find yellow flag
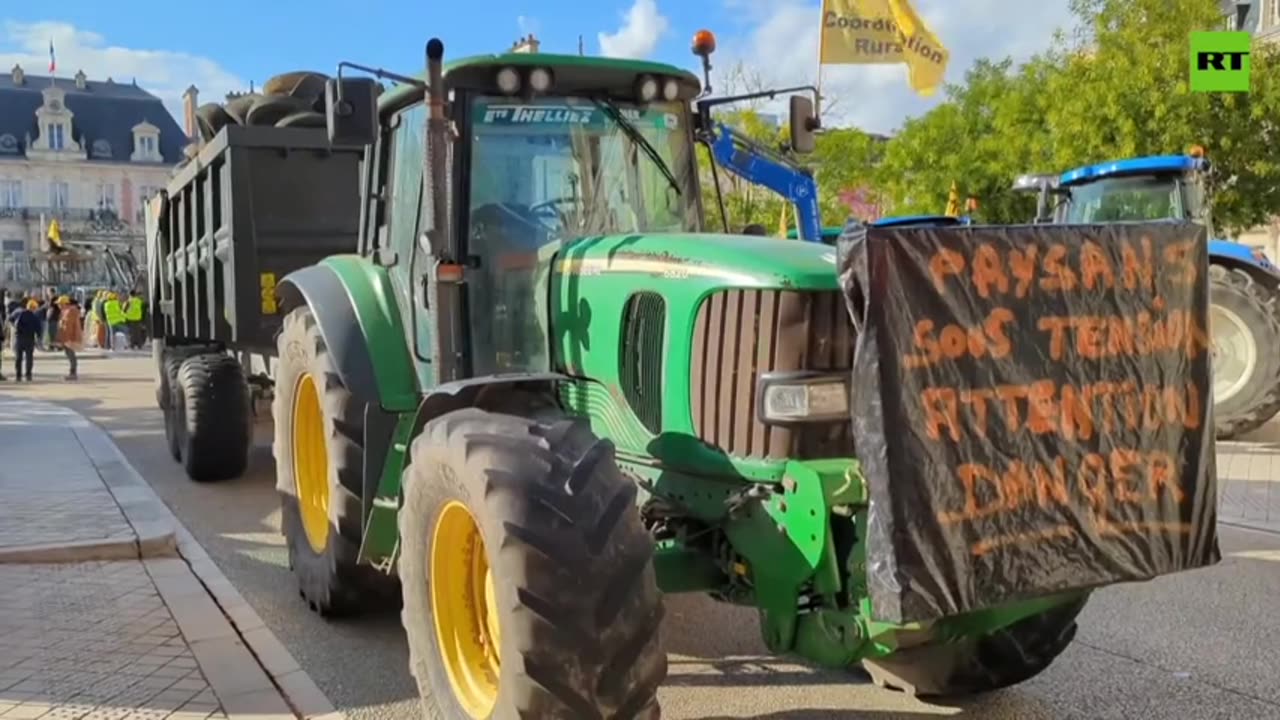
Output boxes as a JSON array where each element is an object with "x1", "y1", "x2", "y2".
[
  {"x1": 778, "y1": 202, "x2": 790, "y2": 238},
  {"x1": 819, "y1": 0, "x2": 950, "y2": 97},
  {"x1": 945, "y1": 181, "x2": 961, "y2": 217},
  {"x1": 47, "y1": 218, "x2": 64, "y2": 250}
]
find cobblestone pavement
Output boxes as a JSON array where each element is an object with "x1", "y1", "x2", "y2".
[
  {"x1": 0, "y1": 561, "x2": 227, "y2": 720},
  {"x1": 0, "y1": 424, "x2": 133, "y2": 551},
  {"x1": 1216, "y1": 442, "x2": 1280, "y2": 531}
]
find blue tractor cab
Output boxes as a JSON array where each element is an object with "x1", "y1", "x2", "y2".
[{"x1": 1014, "y1": 153, "x2": 1280, "y2": 439}]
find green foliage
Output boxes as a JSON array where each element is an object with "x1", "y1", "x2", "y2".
[{"x1": 859, "y1": 0, "x2": 1280, "y2": 234}]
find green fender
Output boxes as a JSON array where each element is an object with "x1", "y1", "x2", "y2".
[{"x1": 276, "y1": 255, "x2": 418, "y2": 411}]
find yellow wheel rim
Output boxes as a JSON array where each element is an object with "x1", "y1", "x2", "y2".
[
  {"x1": 291, "y1": 373, "x2": 330, "y2": 554},
  {"x1": 431, "y1": 501, "x2": 501, "y2": 719}
]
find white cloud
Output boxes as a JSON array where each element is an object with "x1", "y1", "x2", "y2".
[
  {"x1": 0, "y1": 20, "x2": 244, "y2": 125},
  {"x1": 598, "y1": 0, "x2": 671, "y2": 59},
  {"x1": 716, "y1": 0, "x2": 1077, "y2": 134}
]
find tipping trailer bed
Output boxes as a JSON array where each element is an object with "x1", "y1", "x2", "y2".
[{"x1": 147, "y1": 125, "x2": 364, "y2": 354}]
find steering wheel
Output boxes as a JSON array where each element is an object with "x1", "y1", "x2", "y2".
[{"x1": 529, "y1": 197, "x2": 579, "y2": 217}]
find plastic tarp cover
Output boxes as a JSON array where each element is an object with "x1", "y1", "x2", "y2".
[{"x1": 836, "y1": 220, "x2": 1221, "y2": 624}]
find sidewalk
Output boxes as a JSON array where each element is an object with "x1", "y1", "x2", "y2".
[
  {"x1": 0, "y1": 397, "x2": 339, "y2": 720},
  {"x1": 1217, "y1": 440, "x2": 1280, "y2": 534}
]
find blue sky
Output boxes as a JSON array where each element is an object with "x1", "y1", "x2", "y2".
[{"x1": 0, "y1": 0, "x2": 1077, "y2": 134}]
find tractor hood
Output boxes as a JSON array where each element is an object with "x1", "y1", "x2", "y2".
[{"x1": 554, "y1": 232, "x2": 839, "y2": 291}]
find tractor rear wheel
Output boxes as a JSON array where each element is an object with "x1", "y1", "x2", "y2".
[
  {"x1": 399, "y1": 408, "x2": 666, "y2": 720},
  {"x1": 1209, "y1": 264, "x2": 1280, "y2": 439},
  {"x1": 274, "y1": 306, "x2": 389, "y2": 616},
  {"x1": 175, "y1": 352, "x2": 251, "y2": 481},
  {"x1": 862, "y1": 597, "x2": 1087, "y2": 698}
]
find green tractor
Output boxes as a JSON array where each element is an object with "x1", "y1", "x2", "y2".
[{"x1": 151, "y1": 37, "x2": 1123, "y2": 718}]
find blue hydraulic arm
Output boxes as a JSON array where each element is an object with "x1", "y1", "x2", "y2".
[{"x1": 704, "y1": 120, "x2": 824, "y2": 243}]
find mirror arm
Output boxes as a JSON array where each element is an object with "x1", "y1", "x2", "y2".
[{"x1": 337, "y1": 61, "x2": 427, "y2": 93}]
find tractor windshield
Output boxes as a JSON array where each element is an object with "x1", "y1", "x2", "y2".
[
  {"x1": 467, "y1": 96, "x2": 698, "y2": 255},
  {"x1": 1061, "y1": 174, "x2": 1187, "y2": 223}
]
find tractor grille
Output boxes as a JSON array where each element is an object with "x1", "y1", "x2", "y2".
[{"x1": 690, "y1": 289, "x2": 856, "y2": 460}]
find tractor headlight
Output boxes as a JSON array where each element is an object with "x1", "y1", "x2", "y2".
[
  {"x1": 758, "y1": 372, "x2": 850, "y2": 424},
  {"x1": 662, "y1": 77, "x2": 680, "y2": 101},
  {"x1": 496, "y1": 67, "x2": 521, "y2": 95},
  {"x1": 528, "y1": 67, "x2": 553, "y2": 93},
  {"x1": 636, "y1": 74, "x2": 659, "y2": 103}
]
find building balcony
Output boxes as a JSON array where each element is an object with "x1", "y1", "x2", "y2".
[{"x1": 0, "y1": 206, "x2": 135, "y2": 223}]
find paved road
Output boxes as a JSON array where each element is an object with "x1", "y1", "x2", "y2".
[{"x1": 6, "y1": 356, "x2": 1280, "y2": 719}]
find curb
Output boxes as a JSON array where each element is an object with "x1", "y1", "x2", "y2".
[
  {"x1": 0, "y1": 532, "x2": 176, "y2": 563},
  {"x1": 52, "y1": 404, "x2": 342, "y2": 720},
  {"x1": 1220, "y1": 518, "x2": 1280, "y2": 536}
]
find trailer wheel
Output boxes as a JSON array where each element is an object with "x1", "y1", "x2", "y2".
[
  {"x1": 399, "y1": 409, "x2": 666, "y2": 720},
  {"x1": 274, "y1": 306, "x2": 385, "y2": 616},
  {"x1": 862, "y1": 597, "x2": 1086, "y2": 698},
  {"x1": 175, "y1": 353, "x2": 251, "y2": 482},
  {"x1": 1209, "y1": 264, "x2": 1280, "y2": 439},
  {"x1": 164, "y1": 356, "x2": 185, "y2": 461}
]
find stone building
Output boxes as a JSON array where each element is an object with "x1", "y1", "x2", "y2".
[{"x1": 0, "y1": 65, "x2": 185, "y2": 289}]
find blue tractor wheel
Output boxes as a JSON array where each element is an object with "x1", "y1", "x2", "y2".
[{"x1": 1209, "y1": 263, "x2": 1280, "y2": 439}]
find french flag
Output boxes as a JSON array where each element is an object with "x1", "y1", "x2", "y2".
[{"x1": 48, "y1": 40, "x2": 55, "y2": 73}]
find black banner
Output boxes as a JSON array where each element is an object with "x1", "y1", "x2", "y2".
[{"x1": 836, "y1": 221, "x2": 1220, "y2": 624}]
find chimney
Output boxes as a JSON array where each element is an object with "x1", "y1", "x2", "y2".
[
  {"x1": 182, "y1": 85, "x2": 199, "y2": 141},
  {"x1": 512, "y1": 34, "x2": 540, "y2": 54},
  {"x1": 74, "y1": 70, "x2": 86, "y2": 90},
  {"x1": 11, "y1": 64, "x2": 23, "y2": 86}
]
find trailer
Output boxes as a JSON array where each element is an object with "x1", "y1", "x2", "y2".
[{"x1": 146, "y1": 124, "x2": 365, "y2": 481}]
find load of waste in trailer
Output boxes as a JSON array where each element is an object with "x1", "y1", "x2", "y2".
[{"x1": 835, "y1": 220, "x2": 1221, "y2": 624}]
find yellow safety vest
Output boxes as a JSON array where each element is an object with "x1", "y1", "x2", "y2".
[
  {"x1": 104, "y1": 299, "x2": 126, "y2": 325},
  {"x1": 124, "y1": 298, "x2": 144, "y2": 321}
]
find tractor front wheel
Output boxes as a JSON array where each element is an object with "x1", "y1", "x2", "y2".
[
  {"x1": 862, "y1": 597, "x2": 1087, "y2": 698},
  {"x1": 399, "y1": 408, "x2": 666, "y2": 720},
  {"x1": 1209, "y1": 264, "x2": 1280, "y2": 439},
  {"x1": 274, "y1": 306, "x2": 390, "y2": 616}
]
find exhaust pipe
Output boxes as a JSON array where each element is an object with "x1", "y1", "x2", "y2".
[{"x1": 425, "y1": 38, "x2": 451, "y2": 259}]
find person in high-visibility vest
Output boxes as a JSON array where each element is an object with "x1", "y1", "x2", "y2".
[
  {"x1": 102, "y1": 292, "x2": 126, "y2": 351},
  {"x1": 124, "y1": 294, "x2": 145, "y2": 349}
]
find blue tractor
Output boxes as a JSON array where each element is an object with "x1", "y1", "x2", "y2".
[{"x1": 1014, "y1": 153, "x2": 1280, "y2": 439}]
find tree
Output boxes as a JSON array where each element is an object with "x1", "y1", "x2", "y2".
[{"x1": 866, "y1": 0, "x2": 1280, "y2": 232}]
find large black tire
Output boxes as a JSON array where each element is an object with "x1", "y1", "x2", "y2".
[
  {"x1": 1209, "y1": 264, "x2": 1280, "y2": 439},
  {"x1": 175, "y1": 352, "x2": 251, "y2": 482},
  {"x1": 156, "y1": 343, "x2": 211, "y2": 409},
  {"x1": 164, "y1": 355, "x2": 185, "y2": 461},
  {"x1": 399, "y1": 409, "x2": 666, "y2": 720},
  {"x1": 862, "y1": 597, "x2": 1086, "y2": 698},
  {"x1": 153, "y1": 340, "x2": 167, "y2": 409},
  {"x1": 274, "y1": 306, "x2": 386, "y2": 616}
]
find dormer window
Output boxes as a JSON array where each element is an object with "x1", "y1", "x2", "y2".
[
  {"x1": 47, "y1": 123, "x2": 65, "y2": 150},
  {"x1": 131, "y1": 121, "x2": 162, "y2": 162},
  {"x1": 32, "y1": 86, "x2": 79, "y2": 156}
]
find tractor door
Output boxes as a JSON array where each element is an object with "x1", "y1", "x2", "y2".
[{"x1": 379, "y1": 102, "x2": 438, "y2": 389}]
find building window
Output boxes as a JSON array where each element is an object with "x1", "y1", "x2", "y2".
[
  {"x1": 50, "y1": 181, "x2": 69, "y2": 209},
  {"x1": 1, "y1": 240, "x2": 23, "y2": 252},
  {"x1": 97, "y1": 183, "x2": 116, "y2": 211},
  {"x1": 0, "y1": 180, "x2": 20, "y2": 208},
  {"x1": 47, "y1": 123, "x2": 65, "y2": 151},
  {"x1": 1223, "y1": 11, "x2": 1237, "y2": 30},
  {"x1": 138, "y1": 136, "x2": 156, "y2": 156}
]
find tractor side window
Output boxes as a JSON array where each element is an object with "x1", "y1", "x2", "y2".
[{"x1": 387, "y1": 104, "x2": 427, "y2": 262}]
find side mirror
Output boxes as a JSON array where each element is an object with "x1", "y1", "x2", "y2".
[
  {"x1": 789, "y1": 95, "x2": 818, "y2": 154},
  {"x1": 325, "y1": 77, "x2": 378, "y2": 146}
]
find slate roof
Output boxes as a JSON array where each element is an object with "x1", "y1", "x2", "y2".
[{"x1": 0, "y1": 72, "x2": 186, "y2": 164}]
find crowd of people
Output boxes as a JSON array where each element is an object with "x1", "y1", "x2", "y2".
[{"x1": 0, "y1": 288, "x2": 147, "y2": 381}]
